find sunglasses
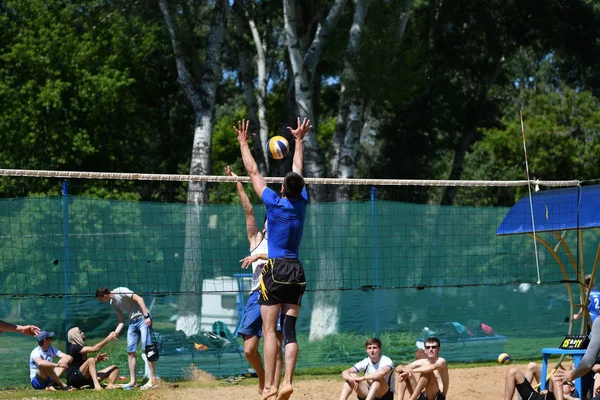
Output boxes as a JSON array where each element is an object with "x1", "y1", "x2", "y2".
[{"x1": 424, "y1": 345, "x2": 438, "y2": 349}]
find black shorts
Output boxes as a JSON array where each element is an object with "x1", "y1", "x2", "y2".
[
  {"x1": 417, "y1": 391, "x2": 446, "y2": 400},
  {"x1": 259, "y1": 258, "x2": 306, "y2": 305},
  {"x1": 515, "y1": 380, "x2": 554, "y2": 400},
  {"x1": 358, "y1": 390, "x2": 394, "y2": 400},
  {"x1": 67, "y1": 369, "x2": 93, "y2": 389}
]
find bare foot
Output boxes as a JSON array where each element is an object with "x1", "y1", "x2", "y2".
[
  {"x1": 275, "y1": 384, "x2": 293, "y2": 400},
  {"x1": 262, "y1": 386, "x2": 278, "y2": 400},
  {"x1": 45, "y1": 386, "x2": 57, "y2": 391},
  {"x1": 106, "y1": 384, "x2": 119, "y2": 390}
]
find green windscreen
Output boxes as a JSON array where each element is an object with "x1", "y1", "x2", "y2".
[{"x1": 0, "y1": 188, "x2": 591, "y2": 387}]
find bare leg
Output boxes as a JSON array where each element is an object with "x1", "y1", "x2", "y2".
[
  {"x1": 504, "y1": 367, "x2": 526, "y2": 400},
  {"x1": 366, "y1": 378, "x2": 390, "y2": 400},
  {"x1": 276, "y1": 304, "x2": 300, "y2": 400},
  {"x1": 37, "y1": 366, "x2": 69, "y2": 390},
  {"x1": 53, "y1": 366, "x2": 66, "y2": 379},
  {"x1": 396, "y1": 366, "x2": 418, "y2": 400},
  {"x1": 79, "y1": 357, "x2": 102, "y2": 390},
  {"x1": 127, "y1": 352, "x2": 137, "y2": 386},
  {"x1": 341, "y1": 373, "x2": 370, "y2": 400},
  {"x1": 275, "y1": 332, "x2": 283, "y2": 391},
  {"x1": 244, "y1": 334, "x2": 265, "y2": 394},
  {"x1": 97, "y1": 366, "x2": 120, "y2": 389},
  {"x1": 525, "y1": 362, "x2": 541, "y2": 385},
  {"x1": 261, "y1": 304, "x2": 281, "y2": 400},
  {"x1": 408, "y1": 373, "x2": 431, "y2": 400},
  {"x1": 339, "y1": 380, "x2": 355, "y2": 400},
  {"x1": 148, "y1": 361, "x2": 158, "y2": 385}
]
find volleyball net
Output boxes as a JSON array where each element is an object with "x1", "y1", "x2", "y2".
[{"x1": 0, "y1": 169, "x2": 590, "y2": 385}]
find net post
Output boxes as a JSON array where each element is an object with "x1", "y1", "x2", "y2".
[{"x1": 61, "y1": 180, "x2": 71, "y2": 339}]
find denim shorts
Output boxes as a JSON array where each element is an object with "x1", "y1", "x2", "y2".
[{"x1": 127, "y1": 315, "x2": 152, "y2": 353}]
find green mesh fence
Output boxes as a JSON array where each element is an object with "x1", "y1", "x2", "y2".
[{"x1": 0, "y1": 189, "x2": 592, "y2": 386}]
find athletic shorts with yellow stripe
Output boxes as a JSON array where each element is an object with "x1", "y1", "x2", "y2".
[{"x1": 259, "y1": 258, "x2": 306, "y2": 305}]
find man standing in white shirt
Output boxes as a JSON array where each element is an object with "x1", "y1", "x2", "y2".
[
  {"x1": 29, "y1": 331, "x2": 73, "y2": 391},
  {"x1": 339, "y1": 337, "x2": 395, "y2": 400},
  {"x1": 95, "y1": 286, "x2": 158, "y2": 390}
]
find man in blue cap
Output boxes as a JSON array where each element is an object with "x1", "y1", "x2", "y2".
[{"x1": 29, "y1": 331, "x2": 74, "y2": 391}]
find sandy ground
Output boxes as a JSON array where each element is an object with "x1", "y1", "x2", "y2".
[{"x1": 141, "y1": 364, "x2": 520, "y2": 400}]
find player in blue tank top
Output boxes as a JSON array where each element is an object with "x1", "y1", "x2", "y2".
[
  {"x1": 235, "y1": 117, "x2": 311, "y2": 400},
  {"x1": 574, "y1": 275, "x2": 600, "y2": 324}
]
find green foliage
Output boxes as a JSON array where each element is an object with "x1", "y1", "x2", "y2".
[
  {"x1": 0, "y1": 0, "x2": 190, "y2": 198},
  {"x1": 462, "y1": 84, "x2": 600, "y2": 205}
]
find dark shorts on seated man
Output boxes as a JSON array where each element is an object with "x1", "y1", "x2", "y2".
[
  {"x1": 516, "y1": 379, "x2": 556, "y2": 400},
  {"x1": 67, "y1": 369, "x2": 94, "y2": 389},
  {"x1": 416, "y1": 391, "x2": 446, "y2": 400},
  {"x1": 31, "y1": 375, "x2": 52, "y2": 390},
  {"x1": 358, "y1": 390, "x2": 394, "y2": 400}
]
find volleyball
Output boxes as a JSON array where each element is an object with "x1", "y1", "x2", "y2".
[
  {"x1": 266, "y1": 136, "x2": 290, "y2": 159},
  {"x1": 498, "y1": 353, "x2": 511, "y2": 364}
]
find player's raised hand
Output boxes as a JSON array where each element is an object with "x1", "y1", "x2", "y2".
[
  {"x1": 287, "y1": 117, "x2": 312, "y2": 141},
  {"x1": 225, "y1": 165, "x2": 237, "y2": 177},
  {"x1": 233, "y1": 120, "x2": 251, "y2": 144}
]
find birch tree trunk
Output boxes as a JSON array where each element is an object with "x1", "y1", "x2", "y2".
[
  {"x1": 159, "y1": 0, "x2": 228, "y2": 336},
  {"x1": 309, "y1": 0, "x2": 369, "y2": 342},
  {"x1": 248, "y1": 10, "x2": 270, "y2": 174},
  {"x1": 283, "y1": 0, "x2": 346, "y2": 198},
  {"x1": 233, "y1": 0, "x2": 268, "y2": 174}
]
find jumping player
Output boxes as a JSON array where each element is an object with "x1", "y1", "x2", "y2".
[{"x1": 235, "y1": 117, "x2": 311, "y2": 400}]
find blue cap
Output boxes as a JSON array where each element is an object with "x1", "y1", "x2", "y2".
[{"x1": 36, "y1": 331, "x2": 55, "y2": 342}]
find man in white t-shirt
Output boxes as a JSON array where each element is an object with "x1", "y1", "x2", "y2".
[
  {"x1": 339, "y1": 337, "x2": 395, "y2": 400},
  {"x1": 226, "y1": 165, "x2": 283, "y2": 395},
  {"x1": 29, "y1": 331, "x2": 73, "y2": 391},
  {"x1": 95, "y1": 286, "x2": 158, "y2": 390}
]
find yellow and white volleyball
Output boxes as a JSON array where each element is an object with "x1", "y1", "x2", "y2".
[
  {"x1": 498, "y1": 353, "x2": 511, "y2": 364},
  {"x1": 266, "y1": 136, "x2": 290, "y2": 159}
]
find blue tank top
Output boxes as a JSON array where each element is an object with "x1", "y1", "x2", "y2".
[
  {"x1": 261, "y1": 186, "x2": 308, "y2": 259},
  {"x1": 589, "y1": 289, "x2": 600, "y2": 322}
]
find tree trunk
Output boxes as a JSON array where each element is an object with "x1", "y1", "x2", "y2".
[
  {"x1": 247, "y1": 8, "x2": 270, "y2": 174},
  {"x1": 283, "y1": 0, "x2": 346, "y2": 201},
  {"x1": 160, "y1": 0, "x2": 228, "y2": 336},
  {"x1": 310, "y1": 0, "x2": 369, "y2": 341},
  {"x1": 233, "y1": 0, "x2": 268, "y2": 174},
  {"x1": 441, "y1": 55, "x2": 503, "y2": 205}
]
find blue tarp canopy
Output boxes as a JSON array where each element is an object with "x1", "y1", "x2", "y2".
[{"x1": 496, "y1": 185, "x2": 600, "y2": 236}]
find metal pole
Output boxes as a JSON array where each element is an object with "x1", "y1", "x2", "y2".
[
  {"x1": 371, "y1": 186, "x2": 380, "y2": 338},
  {"x1": 62, "y1": 181, "x2": 70, "y2": 339}
]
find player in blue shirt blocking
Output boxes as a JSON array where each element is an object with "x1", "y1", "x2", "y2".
[{"x1": 235, "y1": 117, "x2": 311, "y2": 400}]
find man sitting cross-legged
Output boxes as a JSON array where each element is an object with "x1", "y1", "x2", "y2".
[
  {"x1": 339, "y1": 337, "x2": 395, "y2": 400},
  {"x1": 396, "y1": 337, "x2": 449, "y2": 400},
  {"x1": 66, "y1": 327, "x2": 120, "y2": 390},
  {"x1": 504, "y1": 364, "x2": 579, "y2": 400},
  {"x1": 29, "y1": 331, "x2": 74, "y2": 391}
]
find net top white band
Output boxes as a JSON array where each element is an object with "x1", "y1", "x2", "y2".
[{"x1": 0, "y1": 168, "x2": 581, "y2": 187}]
